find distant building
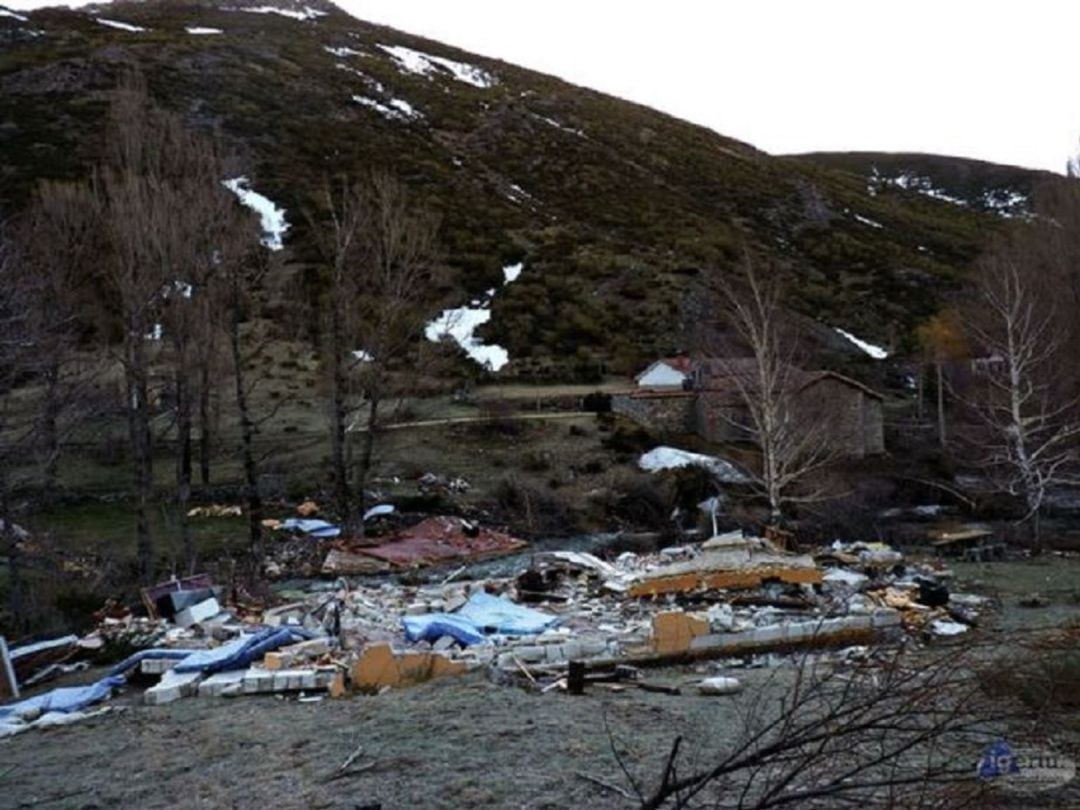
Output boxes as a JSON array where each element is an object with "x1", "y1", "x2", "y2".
[
  {"x1": 615, "y1": 356, "x2": 885, "y2": 459},
  {"x1": 634, "y1": 356, "x2": 692, "y2": 389}
]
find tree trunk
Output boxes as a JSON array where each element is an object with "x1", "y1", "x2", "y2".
[
  {"x1": 198, "y1": 361, "x2": 212, "y2": 486},
  {"x1": 935, "y1": 361, "x2": 946, "y2": 449},
  {"x1": 329, "y1": 307, "x2": 352, "y2": 533},
  {"x1": 230, "y1": 304, "x2": 263, "y2": 567},
  {"x1": 176, "y1": 374, "x2": 194, "y2": 574},
  {"x1": 128, "y1": 338, "x2": 154, "y2": 583},
  {"x1": 41, "y1": 361, "x2": 61, "y2": 492},
  {"x1": 354, "y1": 396, "x2": 380, "y2": 539},
  {"x1": 916, "y1": 364, "x2": 925, "y2": 421}
]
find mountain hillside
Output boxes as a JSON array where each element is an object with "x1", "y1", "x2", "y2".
[
  {"x1": 0, "y1": 0, "x2": 1053, "y2": 376},
  {"x1": 792, "y1": 151, "x2": 1060, "y2": 220}
]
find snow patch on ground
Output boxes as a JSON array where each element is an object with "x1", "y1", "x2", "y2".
[
  {"x1": 423, "y1": 262, "x2": 523, "y2": 372},
  {"x1": 352, "y1": 94, "x2": 422, "y2": 122},
  {"x1": 834, "y1": 327, "x2": 888, "y2": 359},
  {"x1": 325, "y1": 45, "x2": 362, "y2": 57},
  {"x1": 222, "y1": 177, "x2": 289, "y2": 251},
  {"x1": 96, "y1": 17, "x2": 146, "y2": 32},
  {"x1": 505, "y1": 183, "x2": 532, "y2": 204},
  {"x1": 231, "y1": 6, "x2": 326, "y2": 21},
  {"x1": 638, "y1": 446, "x2": 748, "y2": 483},
  {"x1": 0, "y1": 7, "x2": 28, "y2": 20},
  {"x1": 535, "y1": 114, "x2": 584, "y2": 137},
  {"x1": 853, "y1": 213, "x2": 883, "y2": 229},
  {"x1": 502, "y1": 262, "x2": 522, "y2": 284},
  {"x1": 377, "y1": 43, "x2": 495, "y2": 88},
  {"x1": 351, "y1": 349, "x2": 373, "y2": 363},
  {"x1": 186, "y1": 26, "x2": 222, "y2": 34}
]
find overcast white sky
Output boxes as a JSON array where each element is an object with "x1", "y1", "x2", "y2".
[
  {"x1": 341, "y1": 0, "x2": 1078, "y2": 173},
  {"x1": 6, "y1": 0, "x2": 1076, "y2": 172}
]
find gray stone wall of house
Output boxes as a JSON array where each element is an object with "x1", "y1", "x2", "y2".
[
  {"x1": 694, "y1": 396, "x2": 746, "y2": 444},
  {"x1": 612, "y1": 394, "x2": 696, "y2": 434},
  {"x1": 863, "y1": 396, "x2": 885, "y2": 456}
]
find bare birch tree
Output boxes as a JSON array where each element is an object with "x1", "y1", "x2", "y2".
[
  {"x1": 18, "y1": 181, "x2": 101, "y2": 492},
  {"x1": 711, "y1": 257, "x2": 840, "y2": 524},
  {"x1": 961, "y1": 248, "x2": 1080, "y2": 536},
  {"x1": 310, "y1": 172, "x2": 441, "y2": 535}
]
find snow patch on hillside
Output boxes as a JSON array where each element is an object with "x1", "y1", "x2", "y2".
[
  {"x1": 835, "y1": 327, "x2": 889, "y2": 359},
  {"x1": 96, "y1": 17, "x2": 146, "y2": 32},
  {"x1": 232, "y1": 6, "x2": 326, "y2": 21},
  {"x1": 352, "y1": 94, "x2": 422, "y2": 122},
  {"x1": 852, "y1": 213, "x2": 883, "y2": 229},
  {"x1": 377, "y1": 44, "x2": 495, "y2": 88},
  {"x1": 0, "y1": 7, "x2": 28, "y2": 20},
  {"x1": 325, "y1": 45, "x2": 362, "y2": 57},
  {"x1": 424, "y1": 262, "x2": 523, "y2": 372},
  {"x1": 502, "y1": 262, "x2": 522, "y2": 284},
  {"x1": 222, "y1": 177, "x2": 289, "y2": 251},
  {"x1": 186, "y1": 26, "x2": 222, "y2": 34},
  {"x1": 535, "y1": 114, "x2": 584, "y2": 137}
]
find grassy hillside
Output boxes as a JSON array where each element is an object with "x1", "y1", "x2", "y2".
[{"x1": 0, "y1": 0, "x2": 1042, "y2": 375}]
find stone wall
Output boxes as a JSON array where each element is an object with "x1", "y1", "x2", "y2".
[{"x1": 612, "y1": 393, "x2": 696, "y2": 434}]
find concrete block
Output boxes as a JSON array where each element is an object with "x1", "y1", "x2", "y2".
[
  {"x1": 175, "y1": 598, "x2": 221, "y2": 628},
  {"x1": 144, "y1": 669, "x2": 202, "y2": 705},
  {"x1": 512, "y1": 645, "x2": 546, "y2": 663},
  {"x1": 197, "y1": 670, "x2": 247, "y2": 697},
  {"x1": 140, "y1": 657, "x2": 180, "y2": 675},
  {"x1": 652, "y1": 611, "x2": 710, "y2": 654}
]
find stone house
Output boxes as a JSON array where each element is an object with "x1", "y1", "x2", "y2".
[{"x1": 614, "y1": 357, "x2": 885, "y2": 459}]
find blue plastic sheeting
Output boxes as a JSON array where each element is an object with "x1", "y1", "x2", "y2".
[
  {"x1": 402, "y1": 613, "x2": 486, "y2": 646},
  {"x1": 278, "y1": 518, "x2": 341, "y2": 538},
  {"x1": 173, "y1": 627, "x2": 311, "y2": 674},
  {"x1": 402, "y1": 592, "x2": 558, "y2": 646},
  {"x1": 107, "y1": 648, "x2": 202, "y2": 678},
  {"x1": 0, "y1": 675, "x2": 124, "y2": 719},
  {"x1": 458, "y1": 592, "x2": 559, "y2": 635}
]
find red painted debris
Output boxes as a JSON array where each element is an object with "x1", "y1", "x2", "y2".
[{"x1": 357, "y1": 516, "x2": 526, "y2": 568}]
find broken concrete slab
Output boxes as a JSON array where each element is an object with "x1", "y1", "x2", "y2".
[
  {"x1": 175, "y1": 598, "x2": 221, "y2": 628},
  {"x1": 144, "y1": 669, "x2": 203, "y2": 705},
  {"x1": 652, "y1": 611, "x2": 710, "y2": 655},
  {"x1": 628, "y1": 549, "x2": 822, "y2": 598},
  {"x1": 197, "y1": 670, "x2": 247, "y2": 697},
  {"x1": 350, "y1": 641, "x2": 467, "y2": 692}
]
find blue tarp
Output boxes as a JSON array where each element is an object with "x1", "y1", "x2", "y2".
[
  {"x1": 0, "y1": 675, "x2": 124, "y2": 719},
  {"x1": 402, "y1": 613, "x2": 487, "y2": 646},
  {"x1": 402, "y1": 592, "x2": 558, "y2": 646},
  {"x1": 278, "y1": 518, "x2": 341, "y2": 538},
  {"x1": 173, "y1": 627, "x2": 311, "y2": 674}
]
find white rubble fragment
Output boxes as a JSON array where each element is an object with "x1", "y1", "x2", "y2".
[
  {"x1": 639, "y1": 446, "x2": 748, "y2": 483},
  {"x1": 698, "y1": 676, "x2": 742, "y2": 695}
]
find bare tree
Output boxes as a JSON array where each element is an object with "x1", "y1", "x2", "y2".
[
  {"x1": 960, "y1": 247, "x2": 1080, "y2": 536},
  {"x1": 209, "y1": 213, "x2": 272, "y2": 563},
  {"x1": 310, "y1": 172, "x2": 441, "y2": 534},
  {"x1": 616, "y1": 643, "x2": 1002, "y2": 809},
  {"x1": 710, "y1": 257, "x2": 840, "y2": 524},
  {"x1": 0, "y1": 221, "x2": 37, "y2": 630},
  {"x1": 94, "y1": 70, "x2": 244, "y2": 580},
  {"x1": 17, "y1": 180, "x2": 101, "y2": 491}
]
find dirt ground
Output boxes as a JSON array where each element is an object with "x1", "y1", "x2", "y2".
[{"x1": 2, "y1": 665, "x2": 773, "y2": 810}]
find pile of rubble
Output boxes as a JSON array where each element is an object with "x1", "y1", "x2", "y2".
[{"x1": 1, "y1": 526, "x2": 989, "y2": 737}]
